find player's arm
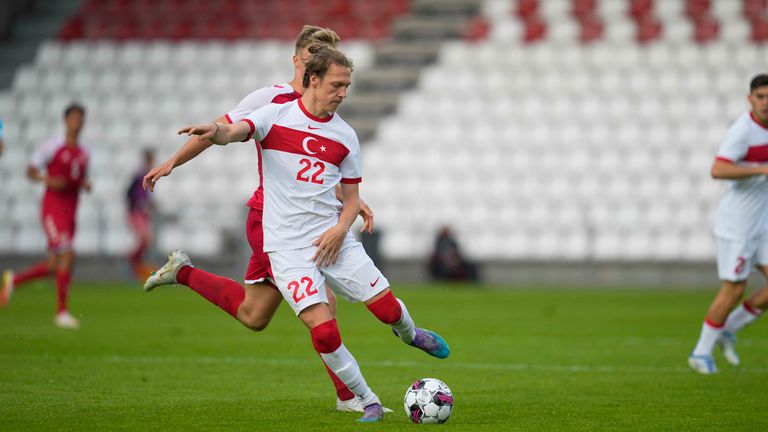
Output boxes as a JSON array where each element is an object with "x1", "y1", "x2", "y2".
[
  {"x1": 334, "y1": 184, "x2": 374, "y2": 233},
  {"x1": 143, "y1": 115, "x2": 227, "y2": 191},
  {"x1": 178, "y1": 120, "x2": 253, "y2": 146},
  {"x1": 26, "y1": 165, "x2": 66, "y2": 190},
  {"x1": 313, "y1": 183, "x2": 361, "y2": 266},
  {"x1": 711, "y1": 159, "x2": 768, "y2": 179}
]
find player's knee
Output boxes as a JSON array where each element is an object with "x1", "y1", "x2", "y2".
[
  {"x1": 366, "y1": 291, "x2": 402, "y2": 324},
  {"x1": 724, "y1": 281, "x2": 747, "y2": 297},
  {"x1": 310, "y1": 319, "x2": 342, "y2": 354},
  {"x1": 240, "y1": 313, "x2": 270, "y2": 332}
]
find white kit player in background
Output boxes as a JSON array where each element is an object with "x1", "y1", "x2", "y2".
[
  {"x1": 689, "y1": 74, "x2": 768, "y2": 374},
  {"x1": 178, "y1": 47, "x2": 450, "y2": 423}
]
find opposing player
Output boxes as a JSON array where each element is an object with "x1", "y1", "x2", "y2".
[
  {"x1": 142, "y1": 26, "x2": 379, "y2": 412},
  {"x1": 689, "y1": 74, "x2": 768, "y2": 373},
  {"x1": 176, "y1": 46, "x2": 450, "y2": 423},
  {"x1": 2, "y1": 104, "x2": 90, "y2": 329},
  {"x1": 126, "y1": 148, "x2": 156, "y2": 280}
]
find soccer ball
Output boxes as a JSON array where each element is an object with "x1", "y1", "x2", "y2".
[{"x1": 403, "y1": 378, "x2": 454, "y2": 424}]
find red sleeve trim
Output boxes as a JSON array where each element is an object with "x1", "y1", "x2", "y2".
[
  {"x1": 715, "y1": 156, "x2": 733, "y2": 163},
  {"x1": 341, "y1": 177, "x2": 362, "y2": 184},
  {"x1": 241, "y1": 119, "x2": 256, "y2": 142},
  {"x1": 224, "y1": 114, "x2": 233, "y2": 124}
]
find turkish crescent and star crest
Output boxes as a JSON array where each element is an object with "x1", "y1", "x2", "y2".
[{"x1": 302, "y1": 137, "x2": 326, "y2": 155}]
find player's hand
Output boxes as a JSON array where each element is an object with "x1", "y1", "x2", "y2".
[
  {"x1": 178, "y1": 123, "x2": 217, "y2": 142},
  {"x1": 143, "y1": 161, "x2": 174, "y2": 192},
  {"x1": 81, "y1": 179, "x2": 92, "y2": 192},
  {"x1": 312, "y1": 225, "x2": 346, "y2": 267},
  {"x1": 45, "y1": 176, "x2": 67, "y2": 191},
  {"x1": 359, "y1": 199, "x2": 374, "y2": 234}
]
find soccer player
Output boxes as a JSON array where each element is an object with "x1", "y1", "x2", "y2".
[
  {"x1": 1, "y1": 103, "x2": 90, "y2": 329},
  {"x1": 142, "y1": 26, "x2": 379, "y2": 413},
  {"x1": 126, "y1": 148, "x2": 156, "y2": 280},
  {"x1": 688, "y1": 74, "x2": 768, "y2": 374},
  {"x1": 175, "y1": 46, "x2": 450, "y2": 423}
]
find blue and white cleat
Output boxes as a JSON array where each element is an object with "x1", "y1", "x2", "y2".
[
  {"x1": 396, "y1": 328, "x2": 450, "y2": 359},
  {"x1": 336, "y1": 397, "x2": 393, "y2": 413},
  {"x1": 357, "y1": 403, "x2": 384, "y2": 423},
  {"x1": 688, "y1": 354, "x2": 718, "y2": 374},
  {"x1": 719, "y1": 331, "x2": 740, "y2": 366},
  {"x1": 143, "y1": 250, "x2": 191, "y2": 292}
]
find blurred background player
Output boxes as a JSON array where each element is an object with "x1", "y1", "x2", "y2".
[
  {"x1": 689, "y1": 74, "x2": 768, "y2": 374},
  {"x1": 142, "y1": 26, "x2": 381, "y2": 413},
  {"x1": 428, "y1": 225, "x2": 480, "y2": 282},
  {"x1": 125, "y1": 148, "x2": 156, "y2": 280},
  {"x1": 1, "y1": 103, "x2": 90, "y2": 329},
  {"x1": 174, "y1": 46, "x2": 450, "y2": 422}
]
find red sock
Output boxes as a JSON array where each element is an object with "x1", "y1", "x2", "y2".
[
  {"x1": 13, "y1": 261, "x2": 51, "y2": 286},
  {"x1": 56, "y1": 271, "x2": 71, "y2": 313},
  {"x1": 366, "y1": 291, "x2": 402, "y2": 324},
  {"x1": 176, "y1": 266, "x2": 245, "y2": 318}
]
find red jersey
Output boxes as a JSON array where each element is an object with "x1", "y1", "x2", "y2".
[{"x1": 30, "y1": 137, "x2": 90, "y2": 211}]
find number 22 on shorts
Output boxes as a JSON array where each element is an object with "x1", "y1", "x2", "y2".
[{"x1": 287, "y1": 276, "x2": 318, "y2": 303}]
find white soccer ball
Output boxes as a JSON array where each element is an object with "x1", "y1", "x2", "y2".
[{"x1": 403, "y1": 378, "x2": 454, "y2": 424}]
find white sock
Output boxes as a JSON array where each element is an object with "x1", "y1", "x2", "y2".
[
  {"x1": 320, "y1": 343, "x2": 380, "y2": 407},
  {"x1": 724, "y1": 303, "x2": 763, "y2": 334},
  {"x1": 692, "y1": 321, "x2": 723, "y2": 356},
  {"x1": 393, "y1": 299, "x2": 416, "y2": 344}
]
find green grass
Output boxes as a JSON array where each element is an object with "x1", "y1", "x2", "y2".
[{"x1": 1, "y1": 281, "x2": 767, "y2": 431}]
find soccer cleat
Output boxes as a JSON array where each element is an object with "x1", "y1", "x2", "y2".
[
  {"x1": 1, "y1": 270, "x2": 14, "y2": 307},
  {"x1": 356, "y1": 403, "x2": 384, "y2": 423},
  {"x1": 396, "y1": 327, "x2": 450, "y2": 359},
  {"x1": 54, "y1": 311, "x2": 80, "y2": 329},
  {"x1": 688, "y1": 354, "x2": 717, "y2": 374},
  {"x1": 336, "y1": 397, "x2": 393, "y2": 413},
  {"x1": 719, "y1": 331, "x2": 740, "y2": 366},
  {"x1": 143, "y1": 250, "x2": 191, "y2": 292}
]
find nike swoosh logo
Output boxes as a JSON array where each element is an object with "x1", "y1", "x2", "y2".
[
  {"x1": 308, "y1": 125, "x2": 321, "y2": 130},
  {"x1": 370, "y1": 277, "x2": 380, "y2": 287}
]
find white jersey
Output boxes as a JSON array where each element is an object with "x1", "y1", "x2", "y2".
[
  {"x1": 224, "y1": 82, "x2": 302, "y2": 210},
  {"x1": 242, "y1": 98, "x2": 362, "y2": 251},
  {"x1": 714, "y1": 112, "x2": 768, "y2": 239}
]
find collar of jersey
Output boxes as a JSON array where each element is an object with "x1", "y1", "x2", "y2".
[
  {"x1": 750, "y1": 112, "x2": 768, "y2": 130},
  {"x1": 298, "y1": 98, "x2": 334, "y2": 123}
]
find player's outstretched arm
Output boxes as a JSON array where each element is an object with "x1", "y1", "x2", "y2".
[
  {"x1": 334, "y1": 184, "x2": 374, "y2": 233},
  {"x1": 313, "y1": 183, "x2": 361, "y2": 266},
  {"x1": 178, "y1": 121, "x2": 252, "y2": 146},
  {"x1": 143, "y1": 115, "x2": 227, "y2": 191},
  {"x1": 711, "y1": 159, "x2": 768, "y2": 179}
]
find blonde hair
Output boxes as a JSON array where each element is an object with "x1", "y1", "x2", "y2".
[
  {"x1": 295, "y1": 25, "x2": 341, "y2": 54},
  {"x1": 302, "y1": 46, "x2": 354, "y2": 88}
]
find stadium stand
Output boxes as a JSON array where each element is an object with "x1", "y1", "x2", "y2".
[{"x1": 0, "y1": 0, "x2": 767, "y2": 270}]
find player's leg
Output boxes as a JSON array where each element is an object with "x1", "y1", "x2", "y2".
[
  {"x1": 719, "y1": 264, "x2": 768, "y2": 366},
  {"x1": 690, "y1": 237, "x2": 752, "y2": 373},
  {"x1": 53, "y1": 249, "x2": 79, "y2": 329},
  {"x1": 2, "y1": 243, "x2": 57, "y2": 307},
  {"x1": 323, "y1": 235, "x2": 450, "y2": 359},
  {"x1": 269, "y1": 247, "x2": 383, "y2": 422}
]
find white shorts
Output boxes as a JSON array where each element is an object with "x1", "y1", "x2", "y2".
[
  {"x1": 267, "y1": 232, "x2": 390, "y2": 315},
  {"x1": 715, "y1": 235, "x2": 768, "y2": 281}
]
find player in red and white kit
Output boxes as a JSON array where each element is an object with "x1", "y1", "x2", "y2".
[
  {"x1": 2, "y1": 104, "x2": 90, "y2": 329},
  {"x1": 142, "y1": 26, "x2": 379, "y2": 413},
  {"x1": 176, "y1": 47, "x2": 450, "y2": 423},
  {"x1": 689, "y1": 75, "x2": 768, "y2": 373}
]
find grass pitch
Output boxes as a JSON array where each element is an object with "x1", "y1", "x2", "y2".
[{"x1": 1, "y1": 281, "x2": 767, "y2": 431}]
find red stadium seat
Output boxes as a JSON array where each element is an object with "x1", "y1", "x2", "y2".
[
  {"x1": 629, "y1": 0, "x2": 654, "y2": 20},
  {"x1": 635, "y1": 14, "x2": 663, "y2": 44},
  {"x1": 516, "y1": 0, "x2": 540, "y2": 19},
  {"x1": 463, "y1": 17, "x2": 490, "y2": 42},
  {"x1": 578, "y1": 14, "x2": 604, "y2": 44},
  {"x1": 693, "y1": 15, "x2": 720, "y2": 44},
  {"x1": 522, "y1": 14, "x2": 547, "y2": 43}
]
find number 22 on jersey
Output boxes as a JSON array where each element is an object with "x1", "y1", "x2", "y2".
[{"x1": 296, "y1": 159, "x2": 325, "y2": 184}]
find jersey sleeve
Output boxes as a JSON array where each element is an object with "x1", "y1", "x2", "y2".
[
  {"x1": 29, "y1": 138, "x2": 58, "y2": 170},
  {"x1": 716, "y1": 119, "x2": 749, "y2": 163},
  {"x1": 339, "y1": 132, "x2": 362, "y2": 184},
  {"x1": 224, "y1": 87, "x2": 282, "y2": 124},
  {"x1": 241, "y1": 103, "x2": 280, "y2": 142}
]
